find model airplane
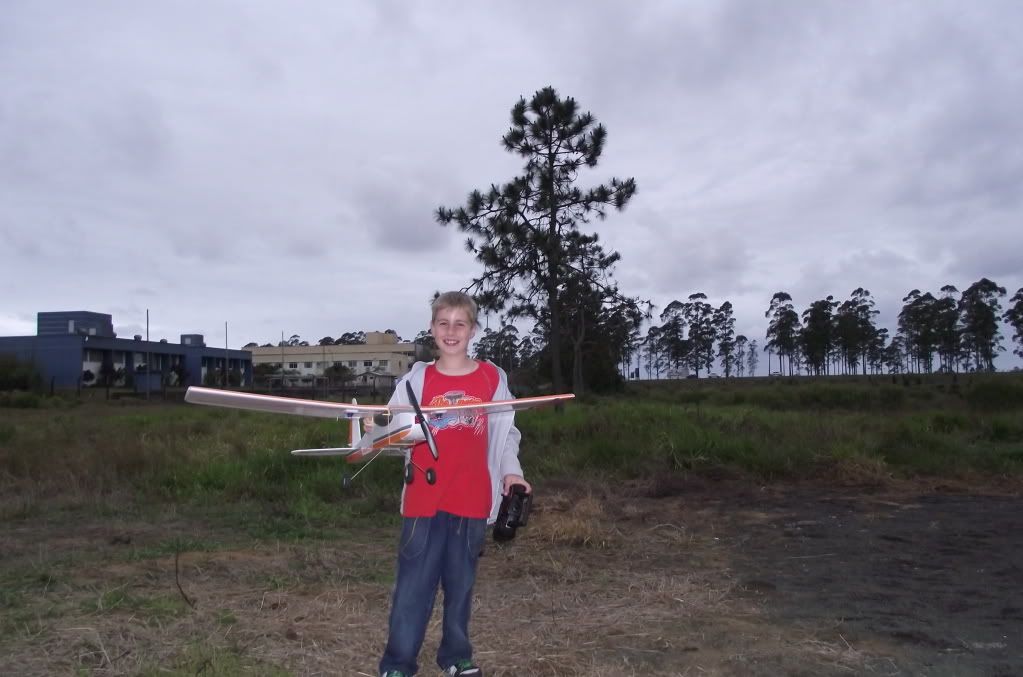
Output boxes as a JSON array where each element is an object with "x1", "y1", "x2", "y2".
[{"x1": 184, "y1": 383, "x2": 573, "y2": 487}]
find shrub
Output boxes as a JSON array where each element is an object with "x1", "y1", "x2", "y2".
[
  {"x1": 965, "y1": 380, "x2": 1023, "y2": 410},
  {"x1": 0, "y1": 392, "x2": 41, "y2": 408},
  {"x1": 0, "y1": 354, "x2": 43, "y2": 391}
]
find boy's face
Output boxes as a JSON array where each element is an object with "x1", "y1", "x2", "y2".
[{"x1": 430, "y1": 306, "x2": 476, "y2": 359}]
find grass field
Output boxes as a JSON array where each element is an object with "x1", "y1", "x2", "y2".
[
  {"x1": 1, "y1": 375, "x2": 1021, "y2": 675},
  {"x1": 3, "y1": 373, "x2": 1022, "y2": 515}
]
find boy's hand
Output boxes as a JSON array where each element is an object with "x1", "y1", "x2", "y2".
[{"x1": 502, "y1": 474, "x2": 531, "y2": 495}]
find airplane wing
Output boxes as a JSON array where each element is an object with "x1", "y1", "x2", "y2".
[
  {"x1": 418, "y1": 393, "x2": 575, "y2": 416},
  {"x1": 185, "y1": 387, "x2": 574, "y2": 419},
  {"x1": 185, "y1": 386, "x2": 390, "y2": 418}
]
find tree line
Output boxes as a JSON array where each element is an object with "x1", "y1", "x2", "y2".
[{"x1": 635, "y1": 280, "x2": 1023, "y2": 380}]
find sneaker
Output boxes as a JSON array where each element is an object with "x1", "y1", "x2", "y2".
[{"x1": 444, "y1": 659, "x2": 482, "y2": 676}]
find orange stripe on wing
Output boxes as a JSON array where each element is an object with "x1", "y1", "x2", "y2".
[
  {"x1": 346, "y1": 449, "x2": 370, "y2": 464},
  {"x1": 374, "y1": 429, "x2": 412, "y2": 449},
  {"x1": 346, "y1": 427, "x2": 414, "y2": 463}
]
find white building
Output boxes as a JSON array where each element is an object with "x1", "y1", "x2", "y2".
[{"x1": 247, "y1": 331, "x2": 430, "y2": 388}]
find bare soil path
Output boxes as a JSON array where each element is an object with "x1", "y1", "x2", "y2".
[{"x1": 1, "y1": 481, "x2": 1020, "y2": 675}]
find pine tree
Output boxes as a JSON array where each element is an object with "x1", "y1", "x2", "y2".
[{"x1": 437, "y1": 87, "x2": 637, "y2": 392}]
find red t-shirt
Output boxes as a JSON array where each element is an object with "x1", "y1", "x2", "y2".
[{"x1": 402, "y1": 361, "x2": 498, "y2": 519}]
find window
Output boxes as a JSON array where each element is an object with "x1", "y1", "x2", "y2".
[
  {"x1": 289, "y1": 363, "x2": 298, "y2": 369},
  {"x1": 348, "y1": 360, "x2": 357, "y2": 367},
  {"x1": 378, "y1": 360, "x2": 388, "y2": 368},
  {"x1": 304, "y1": 362, "x2": 312, "y2": 368},
  {"x1": 363, "y1": 360, "x2": 372, "y2": 367},
  {"x1": 333, "y1": 361, "x2": 343, "y2": 367}
]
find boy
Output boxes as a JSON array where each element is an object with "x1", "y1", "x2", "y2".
[{"x1": 377, "y1": 291, "x2": 529, "y2": 677}]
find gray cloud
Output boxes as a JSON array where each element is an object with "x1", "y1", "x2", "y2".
[{"x1": 1, "y1": 1, "x2": 1021, "y2": 367}]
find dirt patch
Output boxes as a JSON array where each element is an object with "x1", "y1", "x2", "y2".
[{"x1": 1, "y1": 481, "x2": 1020, "y2": 675}]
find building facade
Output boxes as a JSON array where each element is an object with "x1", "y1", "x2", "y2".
[
  {"x1": 0, "y1": 311, "x2": 253, "y2": 390},
  {"x1": 247, "y1": 331, "x2": 431, "y2": 389}
]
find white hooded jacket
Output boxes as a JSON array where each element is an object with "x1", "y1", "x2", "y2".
[{"x1": 388, "y1": 360, "x2": 523, "y2": 524}]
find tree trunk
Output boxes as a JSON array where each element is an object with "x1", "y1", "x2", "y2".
[
  {"x1": 548, "y1": 283, "x2": 563, "y2": 393},
  {"x1": 572, "y1": 306, "x2": 586, "y2": 394}
]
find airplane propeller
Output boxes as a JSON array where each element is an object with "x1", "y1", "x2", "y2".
[{"x1": 406, "y1": 381, "x2": 439, "y2": 461}]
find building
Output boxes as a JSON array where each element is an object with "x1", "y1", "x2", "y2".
[
  {"x1": 0, "y1": 311, "x2": 252, "y2": 390},
  {"x1": 247, "y1": 331, "x2": 431, "y2": 389}
]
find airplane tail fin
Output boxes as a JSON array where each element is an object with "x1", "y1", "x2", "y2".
[{"x1": 348, "y1": 398, "x2": 362, "y2": 447}]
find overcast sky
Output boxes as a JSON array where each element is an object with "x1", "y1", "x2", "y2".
[{"x1": 3, "y1": 1, "x2": 1022, "y2": 368}]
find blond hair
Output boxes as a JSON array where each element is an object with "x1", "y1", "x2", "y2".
[{"x1": 431, "y1": 291, "x2": 479, "y2": 326}]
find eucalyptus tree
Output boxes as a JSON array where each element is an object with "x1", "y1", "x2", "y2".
[
  {"x1": 553, "y1": 262, "x2": 648, "y2": 392},
  {"x1": 594, "y1": 289, "x2": 649, "y2": 388},
  {"x1": 658, "y1": 300, "x2": 689, "y2": 375},
  {"x1": 898, "y1": 290, "x2": 939, "y2": 372},
  {"x1": 517, "y1": 330, "x2": 542, "y2": 369},
  {"x1": 830, "y1": 289, "x2": 879, "y2": 375},
  {"x1": 867, "y1": 327, "x2": 890, "y2": 374},
  {"x1": 884, "y1": 335, "x2": 907, "y2": 373},
  {"x1": 789, "y1": 343, "x2": 805, "y2": 376},
  {"x1": 936, "y1": 285, "x2": 962, "y2": 372},
  {"x1": 765, "y1": 292, "x2": 799, "y2": 375},
  {"x1": 616, "y1": 308, "x2": 645, "y2": 378},
  {"x1": 437, "y1": 87, "x2": 637, "y2": 392},
  {"x1": 684, "y1": 293, "x2": 716, "y2": 376},
  {"x1": 527, "y1": 234, "x2": 650, "y2": 391},
  {"x1": 833, "y1": 298, "x2": 860, "y2": 374},
  {"x1": 714, "y1": 301, "x2": 737, "y2": 377},
  {"x1": 746, "y1": 339, "x2": 760, "y2": 376},
  {"x1": 335, "y1": 331, "x2": 366, "y2": 345},
  {"x1": 474, "y1": 323, "x2": 521, "y2": 372},
  {"x1": 734, "y1": 335, "x2": 749, "y2": 377},
  {"x1": 800, "y1": 296, "x2": 837, "y2": 375},
  {"x1": 850, "y1": 288, "x2": 881, "y2": 374},
  {"x1": 958, "y1": 277, "x2": 1006, "y2": 371},
  {"x1": 1004, "y1": 287, "x2": 1023, "y2": 359},
  {"x1": 642, "y1": 325, "x2": 665, "y2": 378}
]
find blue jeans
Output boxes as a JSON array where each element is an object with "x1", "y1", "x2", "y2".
[{"x1": 379, "y1": 511, "x2": 487, "y2": 675}]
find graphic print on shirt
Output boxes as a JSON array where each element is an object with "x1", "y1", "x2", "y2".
[{"x1": 426, "y1": 390, "x2": 487, "y2": 436}]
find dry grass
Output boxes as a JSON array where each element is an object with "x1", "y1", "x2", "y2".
[
  {"x1": 7, "y1": 479, "x2": 1016, "y2": 675},
  {"x1": 530, "y1": 493, "x2": 620, "y2": 548},
  {"x1": 0, "y1": 486, "x2": 758, "y2": 676}
]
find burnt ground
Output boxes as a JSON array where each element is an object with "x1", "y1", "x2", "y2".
[{"x1": 1, "y1": 480, "x2": 1021, "y2": 676}]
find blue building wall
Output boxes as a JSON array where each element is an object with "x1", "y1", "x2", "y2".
[
  {"x1": 0, "y1": 312, "x2": 252, "y2": 389},
  {"x1": 0, "y1": 335, "x2": 86, "y2": 389},
  {"x1": 37, "y1": 311, "x2": 114, "y2": 338}
]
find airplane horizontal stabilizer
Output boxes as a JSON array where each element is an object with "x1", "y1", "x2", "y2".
[{"x1": 290, "y1": 447, "x2": 356, "y2": 456}]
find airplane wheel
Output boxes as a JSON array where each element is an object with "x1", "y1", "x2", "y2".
[
  {"x1": 404, "y1": 464, "x2": 415, "y2": 485},
  {"x1": 426, "y1": 468, "x2": 437, "y2": 485},
  {"x1": 342, "y1": 474, "x2": 352, "y2": 490}
]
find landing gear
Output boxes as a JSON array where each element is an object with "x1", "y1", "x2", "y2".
[{"x1": 403, "y1": 462, "x2": 437, "y2": 485}]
